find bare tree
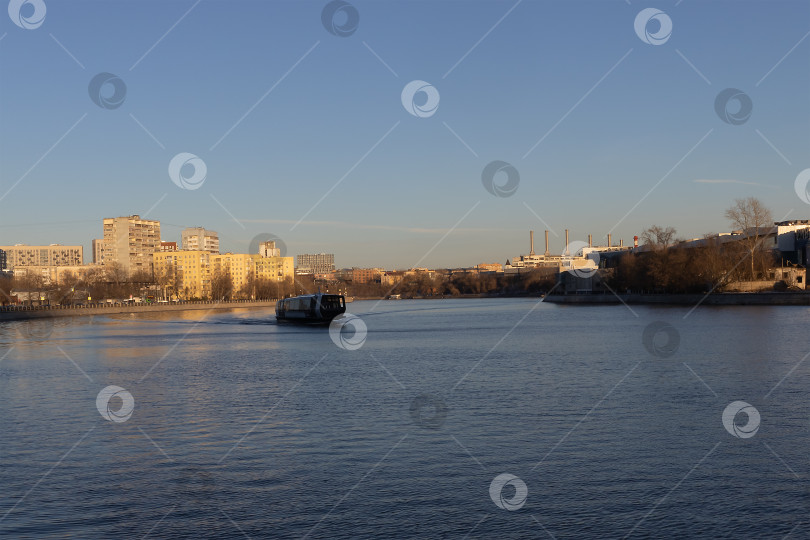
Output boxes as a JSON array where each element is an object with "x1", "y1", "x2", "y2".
[
  {"x1": 54, "y1": 270, "x2": 79, "y2": 305},
  {"x1": 725, "y1": 197, "x2": 773, "y2": 280},
  {"x1": 84, "y1": 266, "x2": 106, "y2": 302},
  {"x1": 16, "y1": 270, "x2": 48, "y2": 304},
  {"x1": 210, "y1": 269, "x2": 233, "y2": 301},
  {"x1": 640, "y1": 225, "x2": 677, "y2": 250},
  {"x1": 104, "y1": 261, "x2": 129, "y2": 298},
  {"x1": 0, "y1": 273, "x2": 13, "y2": 305}
]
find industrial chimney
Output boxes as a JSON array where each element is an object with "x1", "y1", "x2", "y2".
[
  {"x1": 544, "y1": 230, "x2": 550, "y2": 257},
  {"x1": 607, "y1": 234, "x2": 612, "y2": 247},
  {"x1": 564, "y1": 229, "x2": 570, "y2": 255},
  {"x1": 620, "y1": 238, "x2": 624, "y2": 248},
  {"x1": 529, "y1": 230, "x2": 535, "y2": 255},
  {"x1": 634, "y1": 235, "x2": 639, "y2": 248},
  {"x1": 588, "y1": 234, "x2": 592, "y2": 248}
]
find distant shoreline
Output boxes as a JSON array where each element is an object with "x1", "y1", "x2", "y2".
[
  {"x1": 4, "y1": 292, "x2": 806, "y2": 322},
  {"x1": 542, "y1": 292, "x2": 810, "y2": 306},
  {"x1": 0, "y1": 300, "x2": 278, "y2": 322}
]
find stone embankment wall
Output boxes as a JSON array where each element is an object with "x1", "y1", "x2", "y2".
[
  {"x1": 0, "y1": 300, "x2": 279, "y2": 321},
  {"x1": 543, "y1": 293, "x2": 810, "y2": 306}
]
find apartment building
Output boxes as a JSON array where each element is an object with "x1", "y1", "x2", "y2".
[
  {"x1": 0, "y1": 244, "x2": 83, "y2": 269},
  {"x1": 296, "y1": 253, "x2": 336, "y2": 274},
  {"x1": 103, "y1": 215, "x2": 161, "y2": 275},
  {"x1": 92, "y1": 239, "x2": 105, "y2": 264},
  {"x1": 153, "y1": 250, "x2": 294, "y2": 299},
  {"x1": 181, "y1": 227, "x2": 219, "y2": 253}
]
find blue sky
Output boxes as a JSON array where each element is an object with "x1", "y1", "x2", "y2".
[{"x1": 1, "y1": 0, "x2": 808, "y2": 269}]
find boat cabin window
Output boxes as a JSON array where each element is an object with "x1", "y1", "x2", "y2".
[
  {"x1": 320, "y1": 295, "x2": 344, "y2": 311},
  {"x1": 286, "y1": 297, "x2": 311, "y2": 311}
]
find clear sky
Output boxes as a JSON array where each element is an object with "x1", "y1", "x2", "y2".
[{"x1": 1, "y1": 0, "x2": 808, "y2": 269}]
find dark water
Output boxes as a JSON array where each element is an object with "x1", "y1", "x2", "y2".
[{"x1": 1, "y1": 299, "x2": 809, "y2": 539}]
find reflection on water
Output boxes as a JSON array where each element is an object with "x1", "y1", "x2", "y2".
[{"x1": 1, "y1": 300, "x2": 810, "y2": 538}]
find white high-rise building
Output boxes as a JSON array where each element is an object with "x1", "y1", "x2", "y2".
[{"x1": 259, "y1": 241, "x2": 280, "y2": 258}]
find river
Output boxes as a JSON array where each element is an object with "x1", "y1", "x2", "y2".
[{"x1": 1, "y1": 299, "x2": 808, "y2": 538}]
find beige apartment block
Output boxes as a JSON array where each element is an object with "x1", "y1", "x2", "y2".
[
  {"x1": 0, "y1": 244, "x2": 83, "y2": 269},
  {"x1": 153, "y1": 250, "x2": 211, "y2": 299},
  {"x1": 153, "y1": 251, "x2": 294, "y2": 299}
]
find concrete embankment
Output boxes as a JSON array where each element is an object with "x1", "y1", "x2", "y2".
[
  {"x1": 0, "y1": 300, "x2": 279, "y2": 321},
  {"x1": 543, "y1": 292, "x2": 810, "y2": 306}
]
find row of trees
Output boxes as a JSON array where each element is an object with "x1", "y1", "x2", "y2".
[
  {"x1": 343, "y1": 269, "x2": 556, "y2": 298},
  {"x1": 608, "y1": 198, "x2": 780, "y2": 294},
  {"x1": 0, "y1": 263, "x2": 310, "y2": 305},
  {"x1": 608, "y1": 235, "x2": 776, "y2": 294},
  {"x1": 1, "y1": 262, "x2": 146, "y2": 305},
  {"x1": 209, "y1": 272, "x2": 313, "y2": 301}
]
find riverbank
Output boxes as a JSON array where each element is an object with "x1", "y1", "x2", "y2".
[
  {"x1": 543, "y1": 292, "x2": 810, "y2": 306},
  {"x1": 0, "y1": 300, "x2": 279, "y2": 321}
]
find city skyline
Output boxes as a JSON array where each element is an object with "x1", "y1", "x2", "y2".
[
  {"x1": 3, "y1": 211, "x2": 809, "y2": 273},
  {"x1": 1, "y1": 1, "x2": 809, "y2": 269}
]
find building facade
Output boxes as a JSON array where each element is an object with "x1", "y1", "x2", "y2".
[
  {"x1": 181, "y1": 227, "x2": 220, "y2": 253},
  {"x1": 92, "y1": 239, "x2": 105, "y2": 264},
  {"x1": 259, "y1": 241, "x2": 280, "y2": 258},
  {"x1": 352, "y1": 267, "x2": 383, "y2": 284},
  {"x1": 153, "y1": 250, "x2": 294, "y2": 299},
  {"x1": 103, "y1": 215, "x2": 161, "y2": 276},
  {"x1": 381, "y1": 271, "x2": 405, "y2": 286},
  {"x1": 774, "y1": 220, "x2": 810, "y2": 266},
  {"x1": 153, "y1": 251, "x2": 211, "y2": 299},
  {"x1": 12, "y1": 264, "x2": 96, "y2": 285},
  {"x1": 0, "y1": 244, "x2": 84, "y2": 269},
  {"x1": 476, "y1": 263, "x2": 504, "y2": 273},
  {"x1": 296, "y1": 253, "x2": 335, "y2": 274}
]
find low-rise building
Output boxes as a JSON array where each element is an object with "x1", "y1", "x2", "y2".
[
  {"x1": 476, "y1": 263, "x2": 503, "y2": 273},
  {"x1": 726, "y1": 267, "x2": 806, "y2": 292},
  {"x1": 352, "y1": 267, "x2": 383, "y2": 284},
  {"x1": 12, "y1": 264, "x2": 97, "y2": 285},
  {"x1": 774, "y1": 220, "x2": 810, "y2": 266},
  {"x1": 381, "y1": 271, "x2": 405, "y2": 286}
]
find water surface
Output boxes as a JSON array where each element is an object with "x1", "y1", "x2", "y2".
[{"x1": 1, "y1": 299, "x2": 809, "y2": 538}]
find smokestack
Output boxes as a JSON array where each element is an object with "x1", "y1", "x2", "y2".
[
  {"x1": 564, "y1": 229, "x2": 570, "y2": 255},
  {"x1": 544, "y1": 230, "x2": 550, "y2": 257},
  {"x1": 620, "y1": 238, "x2": 624, "y2": 248},
  {"x1": 529, "y1": 230, "x2": 535, "y2": 255},
  {"x1": 634, "y1": 235, "x2": 639, "y2": 248},
  {"x1": 607, "y1": 234, "x2": 612, "y2": 247},
  {"x1": 588, "y1": 234, "x2": 592, "y2": 248}
]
